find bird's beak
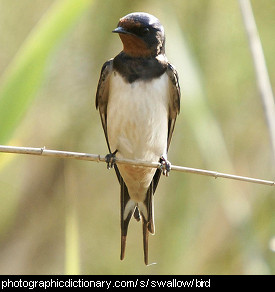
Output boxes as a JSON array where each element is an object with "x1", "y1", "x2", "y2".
[{"x1": 112, "y1": 26, "x2": 129, "y2": 34}]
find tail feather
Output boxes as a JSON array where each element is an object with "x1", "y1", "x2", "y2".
[
  {"x1": 142, "y1": 221, "x2": 149, "y2": 265},
  {"x1": 116, "y1": 165, "x2": 161, "y2": 264},
  {"x1": 140, "y1": 182, "x2": 154, "y2": 265},
  {"x1": 120, "y1": 178, "x2": 135, "y2": 261}
]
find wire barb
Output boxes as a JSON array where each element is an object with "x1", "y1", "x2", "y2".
[{"x1": 0, "y1": 144, "x2": 274, "y2": 187}]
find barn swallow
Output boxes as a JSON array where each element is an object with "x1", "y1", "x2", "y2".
[{"x1": 96, "y1": 12, "x2": 180, "y2": 265}]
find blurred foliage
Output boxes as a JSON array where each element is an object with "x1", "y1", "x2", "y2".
[
  {"x1": 0, "y1": 0, "x2": 92, "y2": 144},
  {"x1": 0, "y1": 0, "x2": 274, "y2": 275}
]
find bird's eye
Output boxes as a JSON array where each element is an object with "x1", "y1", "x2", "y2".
[{"x1": 141, "y1": 27, "x2": 150, "y2": 35}]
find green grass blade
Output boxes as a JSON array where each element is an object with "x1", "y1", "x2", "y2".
[{"x1": 0, "y1": 0, "x2": 93, "y2": 144}]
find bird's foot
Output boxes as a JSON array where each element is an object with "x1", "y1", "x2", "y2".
[
  {"x1": 159, "y1": 155, "x2": 171, "y2": 176},
  {"x1": 105, "y1": 150, "x2": 118, "y2": 169}
]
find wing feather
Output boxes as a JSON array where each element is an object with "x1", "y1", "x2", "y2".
[
  {"x1": 167, "y1": 62, "x2": 180, "y2": 149},
  {"x1": 96, "y1": 59, "x2": 113, "y2": 153}
]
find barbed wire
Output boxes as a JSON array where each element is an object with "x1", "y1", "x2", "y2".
[{"x1": 0, "y1": 145, "x2": 274, "y2": 187}]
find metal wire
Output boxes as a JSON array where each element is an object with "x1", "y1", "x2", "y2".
[{"x1": 0, "y1": 145, "x2": 274, "y2": 187}]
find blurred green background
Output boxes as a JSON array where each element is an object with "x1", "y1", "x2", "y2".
[{"x1": 0, "y1": 0, "x2": 274, "y2": 275}]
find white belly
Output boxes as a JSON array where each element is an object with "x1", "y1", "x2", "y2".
[{"x1": 107, "y1": 72, "x2": 169, "y2": 201}]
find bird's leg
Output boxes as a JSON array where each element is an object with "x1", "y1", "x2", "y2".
[
  {"x1": 105, "y1": 149, "x2": 118, "y2": 169},
  {"x1": 159, "y1": 154, "x2": 171, "y2": 176}
]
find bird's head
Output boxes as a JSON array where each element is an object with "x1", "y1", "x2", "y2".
[{"x1": 112, "y1": 12, "x2": 165, "y2": 58}]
